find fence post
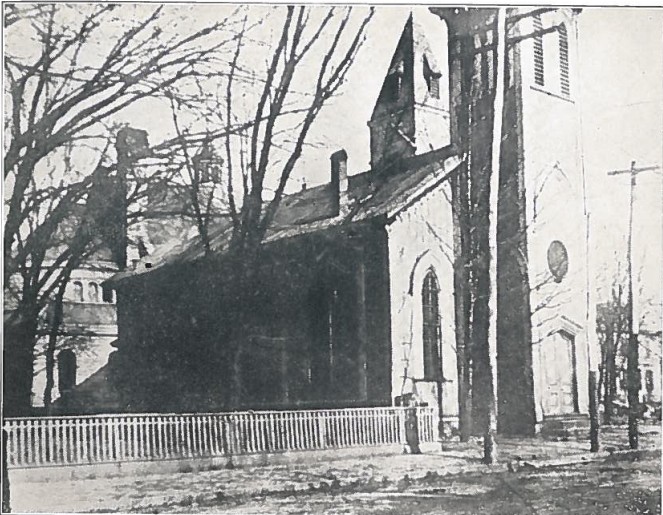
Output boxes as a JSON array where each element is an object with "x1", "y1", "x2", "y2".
[
  {"x1": 404, "y1": 406, "x2": 421, "y2": 454},
  {"x1": 3, "y1": 428, "x2": 10, "y2": 513}
]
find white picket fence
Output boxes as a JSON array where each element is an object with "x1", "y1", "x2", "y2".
[{"x1": 4, "y1": 407, "x2": 439, "y2": 468}]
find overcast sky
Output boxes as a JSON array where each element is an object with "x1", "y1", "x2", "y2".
[
  {"x1": 12, "y1": 6, "x2": 659, "y2": 320},
  {"x1": 576, "y1": 8, "x2": 662, "y2": 320}
]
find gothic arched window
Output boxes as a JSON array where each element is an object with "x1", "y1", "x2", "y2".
[
  {"x1": 558, "y1": 23, "x2": 570, "y2": 96},
  {"x1": 384, "y1": 59, "x2": 404, "y2": 102},
  {"x1": 422, "y1": 269, "x2": 441, "y2": 380},
  {"x1": 533, "y1": 14, "x2": 545, "y2": 87},
  {"x1": 58, "y1": 350, "x2": 77, "y2": 393}
]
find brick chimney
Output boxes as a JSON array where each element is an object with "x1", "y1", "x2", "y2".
[{"x1": 330, "y1": 149, "x2": 349, "y2": 217}]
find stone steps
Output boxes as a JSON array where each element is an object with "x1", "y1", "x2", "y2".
[{"x1": 540, "y1": 414, "x2": 590, "y2": 438}]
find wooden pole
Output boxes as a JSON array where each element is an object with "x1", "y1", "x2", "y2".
[
  {"x1": 607, "y1": 162, "x2": 660, "y2": 449},
  {"x1": 587, "y1": 212, "x2": 600, "y2": 452},
  {"x1": 626, "y1": 161, "x2": 639, "y2": 450},
  {"x1": 484, "y1": 7, "x2": 506, "y2": 465}
]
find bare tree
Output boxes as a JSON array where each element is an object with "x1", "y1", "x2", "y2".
[
  {"x1": 110, "y1": 6, "x2": 375, "y2": 410},
  {"x1": 3, "y1": 3, "x2": 241, "y2": 415},
  {"x1": 180, "y1": 5, "x2": 375, "y2": 407},
  {"x1": 597, "y1": 286, "x2": 628, "y2": 424}
]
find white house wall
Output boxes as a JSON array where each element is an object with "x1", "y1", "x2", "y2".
[
  {"x1": 31, "y1": 334, "x2": 117, "y2": 408},
  {"x1": 30, "y1": 261, "x2": 118, "y2": 409},
  {"x1": 386, "y1": 181, "x2": 458, "y2": 420}
]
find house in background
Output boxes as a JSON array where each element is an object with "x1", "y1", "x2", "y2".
[
  {"x1": 639, "y1": 330, "x2": 662, "y2": 406},
  {"x1": 26, "y1": 170, "x2": 214, "y2": 414},
  {"x1": 30, "y1": 250, "x2": 119, "y2": 413},
  {"x1": 62, "y1": 9, "x2": 596, "y2": 436}
]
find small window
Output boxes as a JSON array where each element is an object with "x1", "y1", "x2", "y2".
[
  {"x1": 72, "y1": 281, "x2": 84, "y2": 302},
  {"x1": 58, "y1": 350, "x2": 77, "y2": 393},
  {"x1": 429, "y1": 78, "x2": 440, "y2": 99},
  {"x1": 533, "y1": 15, "x2": 544, "y2": 87},
  {"x1": 422, "y1": 269, "x2": 442, "y2": 381},
  {"x1": 423, "y1": 56, "x2": 441, "y2": 99},
  {"x1": 384, "y1": 71, "x2": 402, "y2": 102},
  {"x1": 645, "y1": 370, "x2": 654, "y2": 394},
  {"x1": 102, "y1": 284, "x2": 114, "y2": 303},
  {"x1": 88, "y1": 282, "x2": 100, "y2": 303},
  {"x1": 558, "y1": 24, "x2": 570, "y2": 96}
]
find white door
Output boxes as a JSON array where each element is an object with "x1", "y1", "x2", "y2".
[{"x1": 541, "y1": 332, "x2": 577, "y2": 416}]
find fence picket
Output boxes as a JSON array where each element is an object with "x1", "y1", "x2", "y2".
[{"x1": 3, "y1": 407, "x2": 439, "y2": 468}]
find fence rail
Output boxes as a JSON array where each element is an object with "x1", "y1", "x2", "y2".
[{"x1": 4, "y1": 407, "x2": 439, "y2": 468}]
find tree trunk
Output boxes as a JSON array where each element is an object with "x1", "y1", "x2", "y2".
[
  {"x1": 589, "y1": 370, "x2": 600, "y2": 452},
  {"x1": 222, "y1": 239, "x2": 262, "y2": 410},
  {"x1": 450, "y1": 29, "x2": 476, "y2": 443},
  {"x1": 43, "y1": 332, "x2": 57, "y2": 414},
  {"x1": 3, "y1": 306, "x2": 39, "y2": 416},
  {"x1": 42, "y1": 283, "x2": 68, "y2": 415},
  {"x1": 603, "y1": 338, "x2": 616, "y2": 425},
  {"x1": 483, "y1": 7, "x2": 507, "y2": 464}
]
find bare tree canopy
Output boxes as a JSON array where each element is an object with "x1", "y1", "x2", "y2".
[{"x1": 3, "y1": 3, "x2": 373, "y2": 415}]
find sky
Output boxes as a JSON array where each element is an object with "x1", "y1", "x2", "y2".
[
  {"x1": 7, "y1": 5, "x2": 661, "y2": 323},
  {"x1": 576, "y1": 8, "x2": 662, "y2": 323},
  {"x1": 288, "y1": 7, "x2": 663, "y2": 321}
]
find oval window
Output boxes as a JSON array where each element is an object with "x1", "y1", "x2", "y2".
[{"x1": 547, "y1": 240, "x2": 569, "y2": 283}]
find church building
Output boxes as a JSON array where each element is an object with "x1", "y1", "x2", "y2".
[{"x1": 93, "y1": 8, "x2": 595, "y2": 437}]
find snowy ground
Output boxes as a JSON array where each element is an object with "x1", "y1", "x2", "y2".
[{"x1": 9, "y1": 424, "x2": 661, "y2": 514}]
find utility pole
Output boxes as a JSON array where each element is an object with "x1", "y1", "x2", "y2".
[{"x1": 607, "y1": 161, "x2": 661, "y2": 450}]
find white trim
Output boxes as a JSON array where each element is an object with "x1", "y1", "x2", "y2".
[{"x1": 544, "y1": 314, "x2": 583, "y2": 338}]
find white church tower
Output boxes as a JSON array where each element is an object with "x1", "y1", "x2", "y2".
[
  {"x1": 518, "y1": 9, "x2": 594, "y2": 433},
  {"x1": 428, "y1": 7, "x2": 595, "y2": 436}
]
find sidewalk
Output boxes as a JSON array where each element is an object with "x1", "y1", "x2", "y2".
[{"x1": 9, "y1": 423, "x2": 660, "y2": 513}]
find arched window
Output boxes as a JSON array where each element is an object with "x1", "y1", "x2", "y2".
[
  {"x1": 384, "y1": 59, "x2": 404, "y2": 102},
  {"x1": 533, "y1": 14, "x2": 544, "y2": 86},
  {"x1": 558, "y1": 23, "x2": 570, "y2": 96},
  {"x1": 88, "y1": 282, "x2": 100, "y2": 303},
  {"x1": 102, "y1": 284, "x2": 114, "y2": 303},
  {"x1": 422, "y1": 269, "x2": 441, "y2": 380},
  {"x1": 58, "y1": 350, "x2": 77, "y2": 393},
  {"x1": 72, "y1": 281, "x2": 84, "y2": 302}
]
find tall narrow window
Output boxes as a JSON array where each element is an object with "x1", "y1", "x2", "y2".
[
  {"x1": 58, "y1": 350, "x2": 77, "y2": 393},
  {"x1": 88, "y1": 282, "x2": 100, "y2": 303},
  {"x1": 645, "y1": 370, "x2": 654, "y2": 394},
  {"x1": 558, "y1": 24, "x2": 570, "y2": 96},
  {"x1": 102, "y1": 284, "x2": 114, "y2": 303},
  {"x1": 422, "y1": 270, "x2": 441, "y2": 380},
  {"x1": 533, "y1": 15, "x2": 544, "y2": 86},
  {"x1": 384, "y1": 71, "x2": 402, "y2": 102},
  {"x1": 423, "y1": 56, "x2": 441, "y2": 99},
  {"x1": 72, "y1": 281, "x2": 84, "y2": 302},
  {"x1": 384, "y1": 59, "x2": 404, "y2": 102}
]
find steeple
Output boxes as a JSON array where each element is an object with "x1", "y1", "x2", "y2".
[{"x1": 368, "y1": 14, "x2": 450, "y2": 172}]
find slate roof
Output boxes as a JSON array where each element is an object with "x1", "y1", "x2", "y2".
[{"x1": 108, "y1": 146, "x2": 462, "y2": 284}]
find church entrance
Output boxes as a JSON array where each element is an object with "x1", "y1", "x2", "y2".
[{"x1": 541, "y1": 331, "x2": 579, "y2": 416}]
